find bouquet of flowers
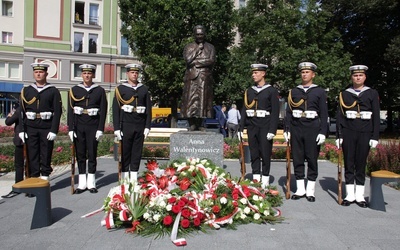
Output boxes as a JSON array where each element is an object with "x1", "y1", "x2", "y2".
[{"x1": 100, "y1": 158, "x2": 283, "y2": 246}]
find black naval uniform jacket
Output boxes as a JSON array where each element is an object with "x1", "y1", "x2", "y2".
[
  {"x1": 67, "y1": 83, "x2": 108, "y2": 132},
  {"x1": 285, "y1": 84, "x2": 329, "y2": 135},
  {"x1": 336, "y1": 86, "x2": 380, "y2": 140},
  {"x1": 19, "y1": 84, "x2": 62, "y2": 134},
  {"x1": 239, "y1": 85, "x2": 280, "y2": 133},
  {"x1": 112, "y1": 83, "x2": 152, "y2": 131}
]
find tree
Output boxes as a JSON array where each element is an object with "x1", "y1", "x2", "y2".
[
  {"x1": 118, "y1": 0, "x2": 235, "y2": 123},
  {"x1": 228, "y1": 0, "x2": 351, "y2": 116},
  {"x1": 321, "y1": 0, "x2": 400, "y2": 130}
]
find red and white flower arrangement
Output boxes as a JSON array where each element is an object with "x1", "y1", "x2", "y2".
[{"x1": 98, "y1": 158, "x2": 283, "y2": 246}]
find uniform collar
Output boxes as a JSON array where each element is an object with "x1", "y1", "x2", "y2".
[
  {"x1": 297, "y1": 84, "x2": 317, "y2": 92},
  {"x1": 30, "y1": 83, "x2": 53, "y2": 92},
  {"x1": 123, "y1": 82, "x2": 143, "y2": 89},
  {"x1": 78, "y1": 83, "x2": 99, "y2": 91},
  {"x1": 345, "y1": 86, "x2": 370, "y2": 96},
  {"x1": 252, "y1": 84, "x2": 271, "y2": 92}
]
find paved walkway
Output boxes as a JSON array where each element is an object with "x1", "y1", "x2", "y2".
[{"x1": 0, "y1": 157, "x2": 399, "y2": 250}]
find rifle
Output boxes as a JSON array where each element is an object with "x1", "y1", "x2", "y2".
[
  {"x1": 71, "y1": 140, "x2": 76, "y2": 194},
  {"x1": 238, "y1": 137, "x2": 246, "y2": 182},
  {"x1": 23, "y1": 143, "x2": 29, "y2": 178},
  {"x1": 337, "y1": 143, "x2": 343, "y2": 205},
  {"x1": 118, "y1": 139, "x2": 122, "y2": 181},
  {"x1": 285, "y1": 137, "x2": 291, "y2": 199}
]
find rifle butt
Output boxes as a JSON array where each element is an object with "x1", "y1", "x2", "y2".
[
  {"x1": 71, "y1": 143, "x2": 75, "y2": 194},
  {"x1": 285, "y1": 141, "x2": 291, "y2": 199}
]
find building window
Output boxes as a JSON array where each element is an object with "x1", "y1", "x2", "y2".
[
  {"x1": 88, "y1": 33, "x2": 97, "y2": 53},
  {"x1": 0, "y1": 62, "x2": 5, "y2": 77},
  {"x1": 2, "y1": 0, "x2": 13, "y2": 16},
  {"x1": 121, "y1": 36, "x2": 129, "y2": 55},
  {"x1": 74, "y1": 32, "x2": 83, "y2": 52},
  {"x1": 75, "y1": 1, "x2": 84, "y2": 24},
  {"x1": 89, "y1": 3, "x2": 99, "y2": 25},
  {"x1": 2, "y1": 32, "x2": 12, "y2": 43},
  {"x1": 120, "y1": 66, "x2": 127, "y2": 81},
  {"x1": 8, "y1": 63, "x2": 19, "y2": 78}
]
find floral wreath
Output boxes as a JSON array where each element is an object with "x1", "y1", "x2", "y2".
[{"x1": 83, "y1": 158, "x2": 283, "y2": 247}]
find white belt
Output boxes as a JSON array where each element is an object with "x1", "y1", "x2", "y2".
[
  {"x1": 246, "y1": 109, "x2": 270, "y2": 117},
  {"x1": 26, "y1": 111, "x2": 53, "y2": 120},
  {"x1": 292, "y1": 110, "x2": 318, "y2": 119},
  {"x1": 346, "y1": 111, "x2": 372, "y2": 120}
]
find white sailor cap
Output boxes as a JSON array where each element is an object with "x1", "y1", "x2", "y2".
[
  {"x1": 251, "y1": 64, "x2": 268, "y2": 71},
  {"x1": 79, "y1": 64, "x2": 96, "y2": 72},
  {"x1": 125, "y1": 63, "x2": 142, "y2": 72},
  {"x1": 298, "y1": 62, "x2": 317, "y2": 71},
  {"x1": 349, "y1": 65, "x2": 368, "y2": 74},
  {"x1": 31, "y1": 63, "x2": 50, "y2": 71}
]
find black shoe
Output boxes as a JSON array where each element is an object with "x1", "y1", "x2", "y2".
[
  {"x1": 1, "y1": 191, "x2": 20, "y2": 198},
  {"x1": 291, "y1": 194, "x2": 306, "y2": 200},
  {"x1": 25, "y1": 193, "x2": 35, "y2": 198},
  {"x1": 74, "y1": 188, "x2": 86, "y2": 194},
  {"x1": 355, "y1": 201, "x2": 368, "y2": 208},
  {"x1": 341, "y1": 200, "x2": 353, "y2": 206},
  {"x1": 88, "y1": 188, "x2": 98, "y2": 193},
  {"x1": 306, "y1": 196, "x2": 316, "y2": 202}
]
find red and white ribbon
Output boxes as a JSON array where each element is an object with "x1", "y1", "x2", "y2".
[{"x1": 170, "y1": 211, "x2": 187, "y2": 246}]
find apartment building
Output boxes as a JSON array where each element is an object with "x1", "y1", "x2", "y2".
[{"x1": 0, "y1": 0, "x2": 138, "y2": 122}]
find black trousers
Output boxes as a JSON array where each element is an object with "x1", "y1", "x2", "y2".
[
  {"x1": 26, "y1": 127, "x2": 53, "y2": 177},
  {"x1": 121, "y1": 126, "x2": 144, "y2": 172},
  {"x1": 75, "y1": 124, "x2": 98, "y2": 174},
  {"x1": 291, "y1": 125, "x2": 320, "y2": 181},
  {"x1": 247, "y1": 124, "x2": 273, "y2": 176},
  {"x1": 342, "y1": 128, "x2": 370, "y2": 185},
  {"x1": 14, "y1": 145, "x2": 24, "y2": 183}
]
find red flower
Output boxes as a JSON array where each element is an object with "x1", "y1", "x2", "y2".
[
  {"x1": 180, "y1": 219, "x2": 190, "y2": 228},
  {"x1": 168, "y1": 197, "x2": 177, "y2": 204},
  {"x1": 193, "y1": 217, "x2": 201, "y2": 227},
  {"x1": 179, "y1": 178, "x2": 191, "y2": 191},
  {"x1": 212, "y1": 194, "x2": 218, "y2": 200},
  {"x1": 232, "y1": 193, "x2": 239, "y2": 200},
  {"x1": 196, "y1": 212, "x2": 205, "y2": 220},
  {"x1": 180, "y1": 197, "x2": 189, "y2": 204},
  {"x1": 146, "y1": 160, "x2": 158, "y2": 170},
  {"x1": 145, "y1": 173, "x2": 155, "y2": 182},
  {"x1": 172, "y1": 205, "x2": 181, "y2": 214},
  {"x1": 181, "y1": 209, "x2": 191, "y2": 218},
  {"x1": 158, "y1": 176, "x2": 168, "y2": 189},
  {"x1": 232, "y1": 201, "x2": 238, "y2": 207},
  {"x1": 191, "y1": 171, "x2": 197, "y2": 177},
  {"x1": 212, "y1": 205, "x2": 220, "y2": 214},
  {"x1": 164, "y1": 167, "x2": 176, "y2": 176},
  {"x1": 146, "y1": 160, "x2": 158, "y2": 171},
  {"x1": 221, "y1": 193, "x2": 227, "y2": 198},
  {"x1": 177, "y1": 200, "x2": 186, "y2": 207},
  {"x1": 163, "y1": 215, "x2": 173, "y2": 226}
]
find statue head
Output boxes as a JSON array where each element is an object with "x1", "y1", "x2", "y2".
[{"x1": 193, "y1": 25, "x2": 206, "y2": 44}]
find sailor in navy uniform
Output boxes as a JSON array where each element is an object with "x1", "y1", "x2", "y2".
[
  {"x1": 238, "y1": 64, "x2": 280, "y2": 189},
  {"x1": 112, "y1": 63, "x2": 152, "y2": 182},
  {"x1": 336, "y1": 65, "x2": 380, "y2": 208},
  {"x1": 68, "y1": 64, "x2": 107, "y2": 194},
  {"x1": 284, "y1": 62, "x2": 328, "y2": 202},
  {"x1": 18, "y1": 63, "x2": 62, "y2": 181}
]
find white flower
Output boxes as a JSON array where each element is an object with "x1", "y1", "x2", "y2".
[
  {"x1": 148, "y1": 200, "x2": 155, "y2": 207},
  {"x1": 153, "y1": 214, "x2": 161, "y2": 222},
  {"x1": 143, "y1": 212, "x2": 151, "y2": 220},
  {"x1": 207, "y1": 167, "x2": 212, "y2": 172},
  {"x1": 220, "y1": 173, "x2": 226, "y2": 178},
  {"x1": 243, "y1": 207, "x2": 251, "y2": 214},
  {"x1": 189, "y1": 165, "x2": 195, "y2": 172},
  {"x1": 200, "y1": 159, "x2": 207, "y2": 165},
  {"x1": 252, "y1": 195, "x2": 259, "y2": 201},
  {"x1": 133, "y1": 184, "x2": 141, "y2": 193},
  {"x1": 240, "y1": 198, "x2": 247, "y2": 205},
  {"x1": 166, "y1": 204, "x2": 172, "y2": 211},
  {"x1": 263, "y1": 210, "x2": 270, "y2": 216},
  {"x1": 159, "y1": 200, "x2": 167, "y2": 208},
  {"x1": 240, "y1": 213, "x2": 247, "y2": 219},
  {"x1": 220, "y1": 197, "x2": 228, "y2": 204},
  {"x1": 253, "y1": 213, "x2": 261, "y2": 220}
]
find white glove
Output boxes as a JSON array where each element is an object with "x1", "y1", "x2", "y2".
[
  {"x1": 114, "y1": 130, "x2": 123, "y2": 141},
  {"x1": 237, "y1": 131, "x2": 243, "y2": 141},
  {"x1": 144, "y1": 128, "x2": 150, "y2": 139},
  {"x1": 95, "y1": 130, "x2": 103, "y2": 141},
  {"x1": 335, "y1": 138, "x2": 343, "y2": 149},
  {"x1": 68, "y1": 131, "x2": 77, "y2": 142},
  {"x1": 47, "y1": 132, "x2": 57, "y2": 141},
  {"x1": 266, "y1": 133, "x2": 275, "y2": 140},
  {"x1": 369, "y1": 139, "x2": 378, "y2": 148},
  {"x1": 283, "y1": 132, "x2": 290, "y2": 142},
  {"x1": 19, "y1": 132, "x2": 28, "y2": 143},
  {"x1": 316, "y1": 134, "x2": 326, "y2": 145}
]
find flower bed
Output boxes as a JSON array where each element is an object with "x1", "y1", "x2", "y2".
[{"x1": 96, "y1": 158, "x2": 283, "y2": 246}]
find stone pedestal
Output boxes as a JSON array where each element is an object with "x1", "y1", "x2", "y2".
[{"x1": 170, "y1": 131, "x2": 223, "y2": 167}]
